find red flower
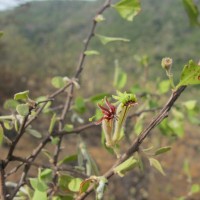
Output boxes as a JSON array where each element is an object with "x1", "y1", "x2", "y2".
[{"x1": 95, "y1": 98, "x2": 116, "y2": 125}]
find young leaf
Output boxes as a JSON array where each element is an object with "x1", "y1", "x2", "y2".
[
  {"x1": 27, "y1": 129, "x2": 42, "y2": 139},
  {"x1": 84, "y1": 50, "x2": 100, "y2": 56},
  {"x1": 89, "y1": 93, "x2": 109, "y2": 103},
  {"x1": 191, "y1": 184, "x2": 200, "y2": 194},
  {"x1": 155, "y1": 146, "x2": 171, "y2": 156},
  {"x1": 48, "y1": 113, "x2": 57, "y2": 134},
  {"x1": 16, "y1": 104, "x2": 29, "y2": 116},
  {"x1": 182, "y1": 0, "x2": 200, "y2": 26},
  {"x1": 112, "y1": 0, "x2": 141, "y2": 21},
  {"x1": 14, "y1": 90, "x2": 29, "y2": 101},
  {"x1": 58, "y1": 154, "x2": 78, "y2": 166},
  {"x1": 51, "y1": 76, "x2": 65, "y2": 88},
  {"x1": 176, "y1": 60, "x2": 200, "y2": 88},
  {"x1": 114, "y1": 157, "x2": 138, "y2": 177},
  {"x1": 96, "y1": 34, "x2": 130, "y2": 45},
  {"x1": 182, "y1": 100, "x2": 197, "y2": 110},
  {"x1": 0, "y1": 124, "x2": 4, "y2": 146},
  {"x1": 158, "y1": 80, "x2": 170, "y2": 94},
  {"x1": 149, "y1": 158, "x2": 166, "y2": 176},
  {"x1": 3, "y1": 99, "x2": 19, "y2": 110},
  {"x1": 68, "y1": 178, "x2": 82, "y2": 192},
  {"x1": 63, "y1": 124, "x2": 74, "y2": 132},
  {"x1": 113, "y1": 62, "x2": 127, "y2": 89},
  {"x1": 74, "y1": 97, "x2": 86, "y2": 114}
]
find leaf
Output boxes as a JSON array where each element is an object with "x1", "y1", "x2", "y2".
[
  {"x1": 113, "y1": 0, "x2": 141, "y2": 21},
  {"x1": 68, "y1": 178, "x2": 82, "y2": 192},
  {"x1": 39, "y1": 169, "x2": 52, "y2": 180},
  {"x1": 89, "y1": 93, "x2": 109, "y2": 103},
  {"x1": 182, "y1": 100, "x2": 197, "y2": 110},
  {"x1": 16, "y1": 104, "x2": 29, "y2": 116},
  {"x1": 155, "y1": 146, "x2": 171, "y2": 156},
  {"x1": 191, "y1": 184, "x2": 200, "y2": 194},
  {"x1": 158, "y1": 80, "x2": 170, "y2": 94},
  {"x1": 14, "y1": 90, "x2": 29, "y2": 101},
  {"x1": 149, "y1": 158, "x2": 165, "y2": 176},
  {"x1": 0, "y1": 124, "x2": 4, "y2": 146},
  {"x1": 113, "y1": 61, "x2": 127, "y2": 89},
  {"x1": 74, "y1": 97, "x2": 86, "y2": 114},
  {"x1": 63, "y1": 124, "x2": 74, "y2": 132},
  {"x1": 51, "y1": 76, "x2": 65, "y2": 88},
  {"x1": 182, "y1": 0, "x2": 200, "y2": 26},
  {"x1": 84, "y1": 50, "x2": 100, "y2": 56},
  {"x1": 114, "y1": 157, "x2": 138, "y2": 177},
  {"x1": 29, "y1": 178, "x2": 48, "y2": 192},
  {"x1": 27, "y1": 129, "x2": 42, "y2": 139},
  {"x1": 48, "y1": 113, "x2": 57, "y2": 134},
  {"x1": 168, "y1": 119, "x2": 184, "y2": 138},
  {"x1": 58, "y1": 175, "x2": 73, "y2": 191},
  {"x1": 50, "y1": 136, "x2": 60, "y2": 145},
  {"x1": 176, "y1": 60, "x2": 200, "y2": 88},
  {"x1": 58, "y1": 154, "x2": 78, "y2": 166},
  {"x1": 3, "y1": 99, "x2": 19, "y2": 110},
  {"x1": 96, "y1": 34, "x2": 130, "y2": 45},
  {"x1": 32, "y1": 190, "x2": 47, "y2": 200}
]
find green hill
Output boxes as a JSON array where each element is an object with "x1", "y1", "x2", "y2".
[{"x1": 0, "y1": 0, "x2": 199, "y2": 100}]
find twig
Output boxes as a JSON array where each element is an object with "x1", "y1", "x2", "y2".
[
  {"x1": 0, "y1": 161, "x2": 5, "y2": 200},
  {"x1": 76, "y1": 86, "x2": 186, "y2": 200}
]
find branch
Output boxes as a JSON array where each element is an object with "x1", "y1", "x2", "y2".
[{"x1": 76, "y1": 86, "x2": 186, "y2": 200}]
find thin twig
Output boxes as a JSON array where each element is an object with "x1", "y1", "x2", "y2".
[{"x1": 76, "y1": 86, "x2": 186, "y2": 200}]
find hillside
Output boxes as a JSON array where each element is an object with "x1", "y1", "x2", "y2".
[{"x1": 0, "y1": 0, "x2": 199, "y2": 100}]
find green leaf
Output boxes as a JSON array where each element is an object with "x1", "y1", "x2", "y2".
[
  {"x1": 16, "y1": 104, "x2": 29, "y2": 116},
  {"x1": 113, "y1": 61, "x2": 127, "y2": 89},
  {"x1": 58, "y1": 175, "x2": 73, "y2": 191},
  {"x1": 32, "y1": 189, "x2": 47, "y2": 200},
  {"x1": 113, "y1": 0, "x2": 141, "y2": 21},
  {"x1": 74, "y1": 97, "x2": 86, "y2": 114},
  {"x1": 0, "y1": 32, "x2": 3, "y2": 38},
  {"x1": 48, "y1": 113, "x2": 57, "y2": 134},
  {"x1": 149, "y1": 158, "x2": 165, "y2": 176},
  {"x1": 29, "y1": 178, "x2": 48, "y2": 192},
  {"x1": 84, "y1": 50, "x2": 100, "y2": 56},
  {"x1": 51, "y1": 76, "x2": 65, "y2": 88},
  {"x1": 63, "y1": 124, "x2": 74, "y2": 132},
  {"x1": 14, "y1": 90, "x2": 29, "y2": 101},
  {"x1": 182, "y1": 100, "x2": 197, "y2": 110},
  {"x1": 58, "y1": 154, "x2": 78, "y2": 166},
  {"x1": 155, "y1": 146, "x2": 171, "y2": 156},
  {"x1": 27, "y1": 129, "x2": 42, "y2": 139},
  {"x1": 176, "y1": 60, "x2": 200, "y2": 88},
  {"x1": 114, "y1": 157, "x2": 138, "y2": 177},
  {"x1": 0, "y1": 124, "x2": 4, "y2": 146},
  {"x1": 134, "y1": 117, "x2": 143, "y2": 136},
  {"x1": 68, "y1": 178, "x2": 82, "y2": 192},
  {"x1": 40, "y1": 169, "x2": 52, "y2": 180},
  {"x1": 168, "y1": 119, "x2": 184, "y2": 138},
  {"x1": 96, "y1": 34, "x2": 130, "y2": 45},
  {"x1": 158, "y1": 80, "x2": 170, "y2": 94},
  {"x1": 182, "y1": 0, "x2": 200, "y2": 26},
  {"x1": 51, "y1": 136, "x2": 60, "y2": 145},
  {"x1": 3, "y1": 99, "x2": 19, "y2": 110},
  {"x1": 89, "y1": 93, "x2": 109, "y2": 103},
  {"x1": 191, "y1": 184, "x2": 200, "y2": 194}
]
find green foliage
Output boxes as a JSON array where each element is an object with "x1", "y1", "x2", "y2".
[
  {"x1": 3, "y1": 99, "x2": 19, "y2": 110},
  {"x1": 154, "y1": 146, "x2": 171, "y2": 156},
  {"x1": 16, "y1": 104, "x2": 29, "y2": 116},
  {"x1": 58, "y1": 154, "x2": 78, "y2": 166},
  {"x1": 48, "y1": 113, "x2": 57, "y2": 134},
  {"x1": 114, "y1": 157, "x2": 138, "y2": 177},
  {"x1": 84, "y1": 50, "x2": 100, "y2": 56},
  {"x1": 14, "y1": 90, "x2": 29, "y2": 101},
  {"x1": 182, "y1": 0, "x2": 200, "y2": 26},
  {"x1": 74, "y1": 97, "x2": 86, "y2": 114},
  {"x1": 68, "y1": 178, "x2": 82, "y2": 192},
  {"x1": 113, "y1": 60, "x2": 127, "y2": 89},
  {"x1": 113, "y1": 0, "x2": 141, "y2": 21},
  {"x1": 0, "y1": 124, "x2": 4, "y2": 146},
  {"x1": 51, "y1": 76, "x2": 66, "y2": 88},
  {"x1": 95, "y1": 34, "x2": 130, "y2": 45},
  {"x1": 176, "y1": 60, "x2": 200, "y2": 88},
  {"x1": 26, "y1": 129, "x2": 42, "y2": 138},
  {"x1": 149, "y1": 157, "x2": 165, "y2": 176}
]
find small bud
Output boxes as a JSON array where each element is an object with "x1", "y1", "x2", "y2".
[{"x1": 161, "y1": 57, "x2": 173, "y2": 71}]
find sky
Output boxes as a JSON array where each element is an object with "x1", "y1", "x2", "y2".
[{"x1": 0, "y1": 0, "x2": 98, "y2": 11}]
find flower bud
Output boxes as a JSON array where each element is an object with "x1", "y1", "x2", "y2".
[{"x1": 161, "y1": 57, "x2": 173, "y2": 71}]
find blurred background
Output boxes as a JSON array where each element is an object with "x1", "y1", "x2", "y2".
[{"x1": 0, "y1": 0, "x2": 200, "y2": 199}]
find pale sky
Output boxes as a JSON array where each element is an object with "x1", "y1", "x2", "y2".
[{"x1": 0, "y1": 0, "x2": 98, "y2": 11}]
